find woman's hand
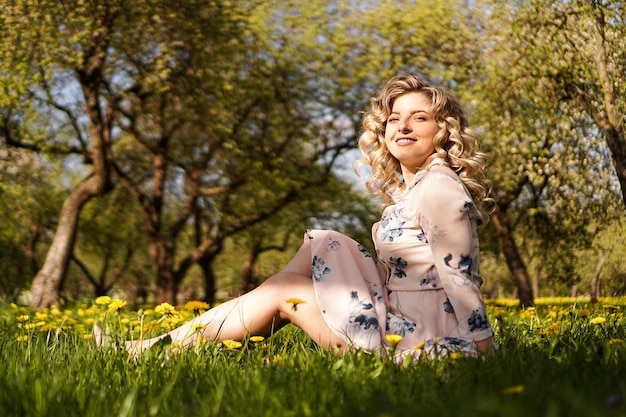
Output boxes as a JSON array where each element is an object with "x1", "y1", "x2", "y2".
[{"x1": 475, "y1": 337, "x2": 495, "y2": 353}]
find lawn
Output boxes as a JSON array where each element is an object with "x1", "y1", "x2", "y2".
[{"x1": 1, "y1": 297, "x2": 625, "y2": 417}]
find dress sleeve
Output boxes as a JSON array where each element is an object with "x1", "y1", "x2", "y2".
[{"x1": 418, "y1": 174, "x2": 493, "y2": 342}]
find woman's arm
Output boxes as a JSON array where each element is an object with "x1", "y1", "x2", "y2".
[{"x1": 419, "y1": 173, "x2": 493, "y2": 343}]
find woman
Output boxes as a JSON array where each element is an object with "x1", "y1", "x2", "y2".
[{"x1": 95, "y1": 74, "x2": 494, "y2": 359}]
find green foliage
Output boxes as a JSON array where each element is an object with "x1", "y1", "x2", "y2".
[
  {"x1": 1, "y1": 298, "x2": 625, "y2": 416},
  {"x1": 0, "y1": 148, "x2": 70, "y2": 296},
  {"x1": 1, "y1": 0, "x2": 625, "y2": 304}
]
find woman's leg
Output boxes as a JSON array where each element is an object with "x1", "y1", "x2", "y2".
[{"x1": 101, "y1": 239, "x2": 344, "y2": 353}]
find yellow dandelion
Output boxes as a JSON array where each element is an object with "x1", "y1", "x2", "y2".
[
  {"x1": 285, "y1": 298, "x2": 306, "y2": 311},
  {"x1": 385, "y1": 334, "x2": 403, "y2": 346},
  {"x1": 414, "y1": 342, "x2": 426, "y2": 350},
  {"x1": 577, "y1": 309, "x2": 589, "y2": 317},
  {"x1": 95, "y1": 296, "x2": 112, "y2": 305},
  {"x1": 590, "y1": 317, "x2": 606, "y2": 325},
  {"x1": 184, "y1": 301, "x2": 210, "y2": 315},
  {"x1": 609, "y1": 339, "x2": 624, "y2": 345},
  {"x1": 16, "y1": 315, "x2": 30, "y2": 323},
  {"x1": 155, "y1": 302, "x2": 178, "y2": 316},
  {"x1": 190, "y1": 323, "x2": 206, "y2": 333},
  {"x1": 16, "y1": 335, "x2": 29, "y2": 342},
  {"x1": 502, "y1": 385, "x2": 525, "y2": 395},
  {"x1": 449, "y1": 352, "x2": 463, "y2": 360},
  {"x1": 222, "y1": 339, "x2": 243, "y2": 349},
  {"x1": 41, "y1": 323, "x2": 56, "y2": 331},
  {"x1": 250, "y1": 336, "x2": 265, "y2": 343},
  {"x1": 107, "y1": 299, "x2": 128, "y2": 313}
]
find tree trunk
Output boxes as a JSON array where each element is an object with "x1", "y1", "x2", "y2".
[
  {"x1": 198, "y1": 253, "x2": 217, "y2": 305},
  {"x1": 604, "y1": 126, "x2": 626, "y2": 208},
  {"x1": 492, "y1": 208, "x2": 534, "y2": 307},
  {"x1": 153, "y1": 236, "x2": 177, "y2": 304},
  {"x1": 30, "y1": 176, "x2": 107, "y2": 308},
  {"x1": 240, "y1": 247, "x2": 261, "y2": 293},
  {"x1": 590, "y1": 249, "x2": 612, "y2": 303}
]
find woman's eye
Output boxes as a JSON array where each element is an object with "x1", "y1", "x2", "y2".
[{"x1": 388, "y1": 117, "x2": 399, "y2": 123}]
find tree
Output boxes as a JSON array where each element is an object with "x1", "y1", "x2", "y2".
[
  {"x1": 1, "y1": 2, "x2": 132, "y2": 307},
  {"x1": 468, "y1": 0, "x2": 625, "y2": 304},
  {"x1": 528, "y1": 0, "x2": 626, "y2": 207},
  {"x1": 0, "y1": 147, "x2": 67, "y2": 299},
  {"x1": 71, "y1": 186, "x2": 148, "y2": 298}
]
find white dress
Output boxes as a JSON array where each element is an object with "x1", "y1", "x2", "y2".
[{"x1": 307, "y1": 159, "x2": 493, "y2": 360}]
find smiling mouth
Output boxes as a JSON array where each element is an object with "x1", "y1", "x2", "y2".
[{"x1": 395, "y1": 138, "x2": 417, "y2": 144}]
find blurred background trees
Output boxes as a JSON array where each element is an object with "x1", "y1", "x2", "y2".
[{"x1": 0, "y1": 0, "x2": 624, "y2": 308}]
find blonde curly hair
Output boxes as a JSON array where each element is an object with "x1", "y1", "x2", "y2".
[{"x1": 355, "y1": 74, "x2": 493, "y2": 217}]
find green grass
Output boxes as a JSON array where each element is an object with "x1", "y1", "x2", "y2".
[{"x1": 1, "y1": 299, "x2": 625, "y2": 417}]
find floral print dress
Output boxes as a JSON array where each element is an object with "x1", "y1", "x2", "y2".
[{"x1": 307, "y1": 159, "x2": 493, "y2": 360}]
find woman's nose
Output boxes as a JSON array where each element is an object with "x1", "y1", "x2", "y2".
[{"x1": 398, "y1": 119, "x2": 412, "y2": 132}]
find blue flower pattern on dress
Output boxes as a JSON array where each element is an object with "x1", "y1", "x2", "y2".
[
  {"x1": 417, "y1": 337, "x2": 474, "y2": 357},
  {"x1": 358, "y1": 244, "x2": 374, "y2": 259},
  {"x1": 388, "y1": 256, "x2": 407, "y2": 278},
  {"x1": 311, "y1": 255, "x2": 330, "y2": 282},
  {"x1": 326, "y1": 238, "x2": 341, "y2": 252},
  {"x1": 443, "y1": 253, "x2": 473, "y2": 277},
  {"x1": 387, "y1": 314, "x2": 416, "y2": 337},
  {"x1": 468, "y1": 309, "x2": 490, "y2": 332},
  {"x1": 420, "y1": 267, "x2": 439, "y2": 288},
  {"x1": 347, "y1": 291, "x2": 379, "y2": 331},
  {"x1": 380, "y1": 206, "x2": 406, "y2": 242}
]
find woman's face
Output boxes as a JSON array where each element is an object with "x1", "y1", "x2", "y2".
[{"x1": 384, "y1": 92, "x2": 439, "y2": 176}]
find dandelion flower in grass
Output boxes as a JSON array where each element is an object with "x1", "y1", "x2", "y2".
[
  {"x1": 449, "y1": 352, "x2": 463, "y2": 360},
  {"x1": 285, "y1": 298, "x2": 306, "y2": 311},
  {"x1": 16, "y1": 315, "x2": 30, "y2": 323},
  {"x1": 190, "y1": 323, "x2": 206, "y2": 333},
  {"x1": 155, "y1": 302, "x2": 178, "y2": 317},
  {"x1": 385, "y1": 334, "x2": 403, "y2": 346},
  {"x1": 502, "y1": 385, "x2": 525, "y2": 395},
  {"x1": 16, "y1": 335, "x2": 29, "y2": 342},
  {"x1": 590, "y1": 317, "x2": 606, "y2": 325},
  {"x1": 96, "y1": 296, "x2": 112, "y2": 305},
  {"x1": 250, "y1": 336, "x2": 265, "y2": 343},
  {"x1": 609, "y1": 339, "x2": 624, "y2": 345},
  {"x1": 107, "y1": 299, "x2": 128, "y2": 313},
  {"x1": 222, "y1": 339, "x2": 242, "y2": 349},
  {"x1": 184, "y1": 301, "x2": 210, "y2": 316},
  {"x1": 414, "y1": 342, "x2": 426, "y2": 350}
]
